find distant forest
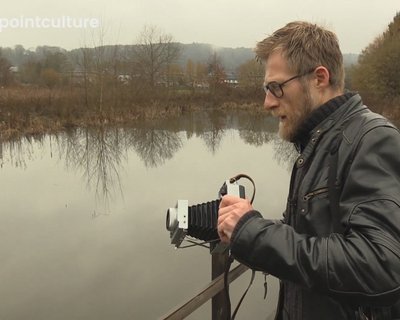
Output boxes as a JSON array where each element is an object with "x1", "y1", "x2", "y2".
[
  {"x1": 0, "y1": 42, "x2": 359, "y2": 80},
  {"x1": 0, "y1": 38, "x2": 359, "y2": 107}
]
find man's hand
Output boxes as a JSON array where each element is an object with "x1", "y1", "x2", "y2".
[{"x1": 218, "y1": 195, "x2": 253, "y2": 243}]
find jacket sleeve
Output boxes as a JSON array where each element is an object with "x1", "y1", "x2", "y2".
[{"x1": 230, "y1": 126, "x2": 400, "y2": 306}]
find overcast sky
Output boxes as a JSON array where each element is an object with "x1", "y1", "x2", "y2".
[{"x1": 1, "y1": 0, "x2": 399, "y2": 53}]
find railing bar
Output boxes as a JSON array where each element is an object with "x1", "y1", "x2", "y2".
[{"x1": 159, "y1": 264, "x2": 248, "y2": 320}]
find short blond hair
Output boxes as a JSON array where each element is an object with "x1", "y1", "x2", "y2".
[{"x1": 256, "y1": 21, "x2": 345, "y2": 91}]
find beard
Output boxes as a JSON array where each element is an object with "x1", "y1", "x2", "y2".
[{"x1": 278, "y1": 85, "x2": 315, "y2": 142}]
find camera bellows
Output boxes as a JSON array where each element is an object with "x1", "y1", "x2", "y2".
[
  {"x1": 187, "y1": 199, "x2": 220, "y2": 241},
  {"x1": 166, "y1": 178, "x2": 247, "y2": 248}
]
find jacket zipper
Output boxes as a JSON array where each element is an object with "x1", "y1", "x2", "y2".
[{"x1": 303, "y1": 187, "x2": 329, "y2": 201}]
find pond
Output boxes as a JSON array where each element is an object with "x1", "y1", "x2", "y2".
[{"x1": 0, "y1": 110, "x2": 297, "y2": 320}]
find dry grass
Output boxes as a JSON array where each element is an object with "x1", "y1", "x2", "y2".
[
  {"x1": 0, "y1": 85, "x2": 263, "y2": 141},
  {"x1": 5, "y1": 85, "x2": 396, "y2": 142}
]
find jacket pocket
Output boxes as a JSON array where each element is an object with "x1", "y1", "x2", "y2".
[
  {"x1": 303, "y1": 187, "x2": 329, "y2": 201},
  {"x1": 298, "y1": 187, "x2": 331, "y2": 235}
]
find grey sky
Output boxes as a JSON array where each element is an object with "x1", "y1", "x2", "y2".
[{"x1": 1, "y1": 0, "x2": 399, "y2": 53}]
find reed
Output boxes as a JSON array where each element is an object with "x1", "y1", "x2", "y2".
[{"x1": 0, "y1": 85, "x2": 264, "y2": 141}]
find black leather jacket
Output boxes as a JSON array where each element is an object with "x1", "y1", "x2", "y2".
[{"x1": 230, "y1": 94, "x2": 400, "y2": 319}]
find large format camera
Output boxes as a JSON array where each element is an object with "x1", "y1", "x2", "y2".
[{"x1": 166, "y1": 179, "x2": 245, "y2": 248}]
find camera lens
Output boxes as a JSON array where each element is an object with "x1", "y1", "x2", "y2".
[{"x1": 166, "y1": 208, "x2": 177, "y2": 231}]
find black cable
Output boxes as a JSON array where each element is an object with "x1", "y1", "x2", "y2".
[
  {"x1": 178, "y1": 238, "x2": 220, "y2": 249},
  {"x1": 229, "y1": 173, "x2": 256, "y2": 204},
  {"x1": 178, "y1": 243, "x2": 208, "y2": 249},
  {"x1": 224, "y1": 254, "x2": 235, "y2": 320},
  {"x1": 223, "y1": 255, "x2": 257, "y2": 320},
  {"x1": 231, "y1": 269, "x2": 256, "y2": 319},
  {"x1": 223, "y1": 174, "x2": 257, "y2": 319},
  {"x1": 179, "y1": 174, "x2": 259, "y2": 319}
]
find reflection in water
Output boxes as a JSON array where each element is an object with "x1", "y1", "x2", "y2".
[
  {"x1": 0, "y1": 137, "x2": 36, "y2": 169},
  {"x1": 198, "y1": 112, "x2": 226, "y2": 154},
  {"x1": 272, "y1": 139, "x2": 298, "y2": 170},
  {"x1": 1, "y1": 110, "x2": 398, "y2": 319},
  {"x1": 201, "y1": 129, "x2": 224, "y2": 154},
  {"x1": 239, "y1": 130, "x2": 274, "y2": 146},
  {"x1": 128, "y1": 128, "x2": 183, "y2": 167},
  {"x1": 0, "y1": 111, "x2": 299, "y2": 207},
  {"x1": 56, "y1": 127, "x2": 127, "y2": 212},
  {"x1": 236, "y1": 111, "x2": 298, "y2": 168},
  {"x1": 235, "y1": 110, "x2": 277, "y2": 146}
]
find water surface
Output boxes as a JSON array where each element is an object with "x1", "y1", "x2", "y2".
[{"x1": 0, "y1": 110, "x2": 295, "y2": 320}]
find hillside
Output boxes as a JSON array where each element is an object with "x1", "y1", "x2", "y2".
[
  {"x1": 1, "y1": 43, "x2": 358, "y2": 74},
  {"x1": 177, "y1": 43, "x2": 358, "y2": 70}
]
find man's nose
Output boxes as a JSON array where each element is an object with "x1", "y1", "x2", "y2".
[{"x1": 264, "y1": 91, "x2": 279, "y2": 110}]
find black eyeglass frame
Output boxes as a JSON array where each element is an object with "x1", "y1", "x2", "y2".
[{"x1": 263, "y1": 69, "x2": 315, "y2": 98}]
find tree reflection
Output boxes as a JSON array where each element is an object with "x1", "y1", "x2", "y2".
[
  {"x1": 235, "y1": 112, "x2": 298, "y2": 169},
  {"x1": 0, "y1": 110, "x2": 300, "y2": 209},
  {"x1": 239, "y1": 130, "x2": 273, "y2": 146},
  {"x1": 127, "y1": 128, "x2": 183, "y2": 167},
  {"x1": 197, "y1": 111, "x2": 226, "y2": 154},
  {"x1": 237, "y1": 112, "x2": 277, "y2": 146},
  {"x1": 201, "y1": 129, "x2": 224, "y2": 154},
  {"x1": 56, "y1": 127, "x2": 126, "y2": 211},
  {"x1": 271, "y1": 138, "x2": 298, "y2": 170},
  {"x1": 0, "y1": 136, "x2": 38, "y2": 169}
]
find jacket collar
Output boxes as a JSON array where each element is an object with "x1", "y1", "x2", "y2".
[
  {"x1": 293, "y1": 93, "x2": 366, "y2": 168},
  {"x1": 293, "y1": 92, "x2": 358, "y2": 152}
]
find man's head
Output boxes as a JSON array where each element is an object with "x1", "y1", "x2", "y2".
[
  {"x1": 256, "y1": 21, "x2": 345, "y2": 141},
  {"x1": 256, "y1": 21, "x2": 345, "y2": 91}
]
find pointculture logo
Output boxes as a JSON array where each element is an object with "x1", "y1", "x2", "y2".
[{"x1": 0, "y1": 16, "x2": 100, "y2": 32}]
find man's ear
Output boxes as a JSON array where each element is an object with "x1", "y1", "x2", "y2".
[{"x1": 314, "y1": 66, "x2": 330, "y2": 88}]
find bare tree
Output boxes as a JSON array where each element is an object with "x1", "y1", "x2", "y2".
[
  {"x1": 207, "y1": 52, "x2": 226, "y2": 94},
  {"x1": 131, "y1": 25, "x2": 181, "y2": 89},
  {"x1": 76, "y1": 21, "x2": 120, "y2": 112}
]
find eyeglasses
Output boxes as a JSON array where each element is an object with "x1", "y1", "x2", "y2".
[{"x1": 263, "y1": 69, "x2": 315, "y2": 98}]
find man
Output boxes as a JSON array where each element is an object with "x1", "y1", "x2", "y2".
[{"x1": 218, "y1": 21, "x2": 400, "y2": 319}]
